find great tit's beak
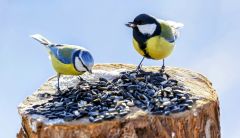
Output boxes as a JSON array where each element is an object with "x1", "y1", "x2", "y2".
[{"x1": 125, "y1": 22, "x2": 137, "y2": 28}]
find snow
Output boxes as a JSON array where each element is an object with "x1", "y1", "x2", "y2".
[
  {"x1": 193, "y1": 108, "x2": 198, "y2": 116},
  {"x1": 28, "y1": 114, "x2": 65, "y2": 132},
  {"x1": 205, "y1": 119, "x2": 212, "y2": 138}
]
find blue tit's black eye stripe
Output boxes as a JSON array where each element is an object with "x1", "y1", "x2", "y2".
[
  {"x1": 78, "y1": 54, "x2": 89, "y2": 72},
  {"x1": 72, "y1": 50, "x2": 89, "y2": 71},
  {"x1": 72, "y1": 50, "x2": 93, "y2": 72}
]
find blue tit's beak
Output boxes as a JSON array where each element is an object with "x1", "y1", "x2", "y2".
[
  {"x1": 125, "y1": 22, "x2": 137, "y2": 28},
  {"x1": 88, "y1": 69, "x2": 93, "y2": 74}
]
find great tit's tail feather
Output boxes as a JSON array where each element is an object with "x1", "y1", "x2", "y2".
[
  {"x1": 31, "y1": 34, "x2": 52, "y2": 45},
  {"x1": 157, "y1": 19, "x2": 184, "y2": 29},
  {"x1": 165, "y1": 20, "x2": 184, "y2": 29}
]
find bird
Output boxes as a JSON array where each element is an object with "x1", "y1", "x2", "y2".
[
  {"x1": 126, "y1": 14, "x2": 183, "y2": 72},
  {"x1": 31, "y1": 34, "x2": 94, "y2": 91}
]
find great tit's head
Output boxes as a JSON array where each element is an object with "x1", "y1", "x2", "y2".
[
  {"x1": 126, "y1": 14, "x2": 160, "y2": 36},
  {"x1": 73, "y1": 50, "x2": 94, "y2": 74}
]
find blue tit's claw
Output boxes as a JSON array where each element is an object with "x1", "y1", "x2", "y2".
[
  {"x1": 77, "y1": 76, "x2": 84, "y2": 81},
  {"x1": 56, "y1": 88, "x2": 62, "y2": 94}
]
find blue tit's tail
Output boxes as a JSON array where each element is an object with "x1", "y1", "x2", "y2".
[{"x1": 30, "y1": 34, "x2": 52, "y2": 46}]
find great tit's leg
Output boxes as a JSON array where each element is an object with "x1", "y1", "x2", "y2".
[
  {"x1": 160, "y1": 59, "x2": 165, "y2": 73},
  {"x1": 57, "y1": 73, "x2": 61, "y2": 92},
  {"x1": 136, "y1": 57, "x2": 145, "y2": 71}
]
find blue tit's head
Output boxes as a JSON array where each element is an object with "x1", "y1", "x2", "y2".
[
  {"x1": 73, "y1": 50, "x2": 94, "y2": 73},
  {"x1": 126, "y1": 14, "x2": 161, "y2": 37}
]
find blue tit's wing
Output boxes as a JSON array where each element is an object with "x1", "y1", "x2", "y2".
[
  {"x1": 49, "y1": 45, "x2": 75, "y2": 64},
  {"x1": 80, "y1": 50, "x2": 94, "y2": 68},
  {"x1": 157, "y1": 19, "x2": 184, "y2": 43}
]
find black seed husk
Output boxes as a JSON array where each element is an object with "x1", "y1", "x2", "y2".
[{"x1": 26, "y1": 70, "x2": 197, "y2": 122}]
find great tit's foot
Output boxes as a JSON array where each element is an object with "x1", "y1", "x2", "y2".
[
  {"x1": 135, "y1": 67, "x2": 143, "y2": 74},
  {"x1": 160, "y1": 65, "x2": 165, "y2": 73},
  {"x1": 135, "y1": 57, "x2": 145, "y2": 74}
]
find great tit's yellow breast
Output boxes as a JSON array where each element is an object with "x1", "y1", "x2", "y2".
[
  {"x1": 133, "y1": 38, "x2": 145, "y2": 56},
  {"x1": 50, "y1": 53, "x2": 84, "y2": 75},
  {"x1": 145, "y1": 36, "x2": 174, "y2": 60}
]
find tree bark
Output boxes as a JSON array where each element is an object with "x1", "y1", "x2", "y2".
[{"x1": 17, "y1": 64, "x2": 220, "y2": 138}]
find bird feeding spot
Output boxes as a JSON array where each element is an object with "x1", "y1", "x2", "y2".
[{"x1": 25, "y1": 70, "x2": 198, "y2": 123}]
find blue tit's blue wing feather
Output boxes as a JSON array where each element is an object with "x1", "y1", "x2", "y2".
[
  {"x1": 49, "y1": 45, "x2": 74, "y2": 64},
  {"x1": 80, "y1": 50, "x2": 94, "y2": 67}
]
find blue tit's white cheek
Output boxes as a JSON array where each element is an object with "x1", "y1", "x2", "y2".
[
  {"x1": 137, "y1": 24, "x2": 157, "y2": 35},
  {"x1": 74, "y1": 57, "x2": 86, "y2": 72}
]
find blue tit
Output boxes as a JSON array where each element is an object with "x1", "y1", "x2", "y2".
[
  {"x1": 126, "y1": 14, "x2": 183, "y2": 72},
  {"x1": 31, "y1": 34, "x2": 94, "y2": 91}
]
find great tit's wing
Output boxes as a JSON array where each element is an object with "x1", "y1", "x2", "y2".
[
  {"x1": 49, "y1": 45, "x2": 76, "y2": 64},
  {"x1": 80, "y1": 50, "x2": 94, "y2": 68},
  {"x1": 157, "y1": 19, "x2": 184, "y2": 43}
]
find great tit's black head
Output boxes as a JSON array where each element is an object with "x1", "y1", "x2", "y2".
[
  {"x1": 126, "y1": 14, "x2": 160, "y2": 36},
  {"x1": 134, "y1": 14, "x2": 157, "y2": 25}
]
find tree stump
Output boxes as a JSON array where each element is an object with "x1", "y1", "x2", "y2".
[{"x1": 17, "y1": 64, "x2": 220, "y2": 138}]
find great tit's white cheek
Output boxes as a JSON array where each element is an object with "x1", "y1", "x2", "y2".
[{"x1": 137, "y1": 24, "x2": 157, "y2": 35}]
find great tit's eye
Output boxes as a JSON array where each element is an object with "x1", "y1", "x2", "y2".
[
  {"x1": 134, "y1": 20, "x2": 143, "y2": 25},
  {"x1": 137, "y1": 20, "x2": 143, "y2": 25}
]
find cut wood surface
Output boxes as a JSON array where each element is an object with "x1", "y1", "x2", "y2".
[{"x1": 17, "y1": 64, "x2": 220, "y2": 138}]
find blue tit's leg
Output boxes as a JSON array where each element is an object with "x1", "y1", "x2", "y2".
[
  {"x1": 57, "y1": 73, "x2": 61, "y2": 92},
  {"x1": 136, "y1": 57, "x2": 145, "y2": 71},
  {"x1": 77, "y1": 76, "x2": 83, "y2": 81},
  {"x1": 160, "y1": 59, "x2": 165, "y2": 73}
]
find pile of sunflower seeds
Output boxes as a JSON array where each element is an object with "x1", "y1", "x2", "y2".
[{"x1": 26, "y1": 70, "x2": 198, "y2": 123}]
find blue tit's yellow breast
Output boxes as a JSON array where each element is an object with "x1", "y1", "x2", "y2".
[
  {"x1": 145, "y1": 36, "x2": 174, "y2": 60},
  {"x1": 50, "y1": 53, "x2": 84, "y2": 75}
]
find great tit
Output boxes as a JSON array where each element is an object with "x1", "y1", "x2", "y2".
[
  {"x1": 126, "y1": 14, "x2": 183, "y2": 72},
  {"x1": 31, "y1": 34, "x2": 94, "y2": 91}
]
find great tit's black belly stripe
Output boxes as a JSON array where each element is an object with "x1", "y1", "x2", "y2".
[
  {"x1": 132, "y1": 21, "x2": 161, "y2": 59},
  {"x1": 138, "y1": 41, "x2": 151, "y2": 58},
  {"x1": 133, "y1": 32, "x2": 151, "y2": 58}
]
